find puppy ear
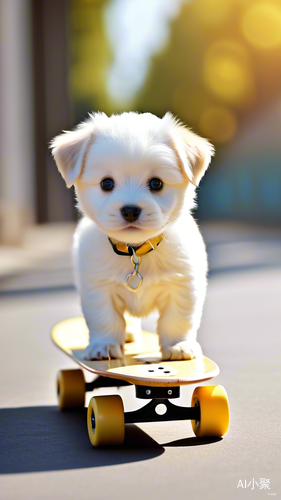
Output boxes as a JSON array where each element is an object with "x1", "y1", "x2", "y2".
[
  {"x1": 50, "y1": 126, "x2": 94, "y2": 188},
  {"x1": 167, "y1": 115, "x2": 214, "y2": 187}
]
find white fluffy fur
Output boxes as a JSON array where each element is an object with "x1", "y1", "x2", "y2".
[{"x1": 51, "y1": 112, "x2": 214, "y2": 360}]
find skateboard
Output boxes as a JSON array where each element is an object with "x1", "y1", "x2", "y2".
[{"x1": 52, "y1": 317, "x2": 230, "y2": 447}]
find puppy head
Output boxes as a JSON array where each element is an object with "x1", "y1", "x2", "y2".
[{"x1": 51, "y1": 112, "x2": 214, "y2": 244}]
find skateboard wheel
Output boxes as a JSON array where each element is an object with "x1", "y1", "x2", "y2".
[
  {"x1": 57, "y1": 369, "x2": 85, "y2": 410},
  {"x1": 191, "y1": 385, "x2": 229, "y2": 437},
  {"x1": 87, "y1": 395, "x2": 125, "y2": 447}
]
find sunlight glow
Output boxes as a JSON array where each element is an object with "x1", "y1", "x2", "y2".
[
  {"x1": 203, "y1": 40, "x2": 255, "y2": 104},
  {"x1": 241, "y1": 2, "x2": 281, "y2": 50}
]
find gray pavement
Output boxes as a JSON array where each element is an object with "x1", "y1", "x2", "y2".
[{"x1": 0, "y1": 227, "x2": 280, "y2": 499}]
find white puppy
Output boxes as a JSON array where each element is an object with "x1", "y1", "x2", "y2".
[{"x1": 51, "y1": 112, "x2": 214, "y2": 361}]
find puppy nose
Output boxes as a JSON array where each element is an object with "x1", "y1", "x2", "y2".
[{"x1": 121, "y1": 205, "x2": 142, "y2": 222}]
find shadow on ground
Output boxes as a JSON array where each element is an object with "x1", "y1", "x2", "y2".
[
  {"x1": 0, "y1": 406, "x2": 164, "y2": 474},
  {"x1": 0, "y1": 406, "x2": 223, "y2": 474},
  {"x1": 161, "y1": 436, "x2": 222, "y2": 447}
]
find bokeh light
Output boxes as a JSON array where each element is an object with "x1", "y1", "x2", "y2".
[
  {"x1": 199, "y1": 106, "x2": 237, "y2": 143},
  {"x1": 241, "y1": 2, "x2": 281, "y2": 50},
  {"x1": 203, "y1": 40, "x2": 255, "y2": 105}
]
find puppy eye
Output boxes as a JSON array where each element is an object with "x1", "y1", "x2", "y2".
[
  {"x1": 101, "y1": 178, "x2": 115, "y2": 191},
  {"x1": 149, "y1": 178, "x2": 163, "y2": 191}
]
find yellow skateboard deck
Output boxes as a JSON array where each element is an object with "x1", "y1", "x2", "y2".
[{"x1": 51, "y1": 317, "x2": 219, "y2": 387}]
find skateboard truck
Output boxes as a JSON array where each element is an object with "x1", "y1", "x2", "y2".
[
  {"x1": 125, "y1": 398, "x2": 200, "y2": 424},
  {"x1": 86, "y1": 377, "x2": 200, "y2": 425},
  {"x1": 126, "y1": 384, "x2": 200, "y2": 424}
]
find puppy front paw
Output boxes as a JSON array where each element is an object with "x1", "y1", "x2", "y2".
[
  {"x1": 84, "y1": 341, "x2": 124, "y2": 360},
  {"x1": 161, "y1": 340, "x2": 202, "y2": 361}
]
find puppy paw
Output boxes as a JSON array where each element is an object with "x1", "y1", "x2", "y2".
[
  {"x1": 161, "y1": 340, "x2": 202, "y2": 361},
  {"x1": 84, "y1": 341, "x2": 124, "y2": 360}
]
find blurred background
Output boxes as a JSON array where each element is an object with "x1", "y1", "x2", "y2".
[
  {"x1": 0, "y1": 0, "x2": 281, "y2": 290},
  {"x1": 0, "y1": 3, "x2": 281, "y2": 492}
]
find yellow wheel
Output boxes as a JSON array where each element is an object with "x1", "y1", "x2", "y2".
[
  {"x1": 191, "y1": 385, "x2": 229, "y2": 437},
  {"x1": 87, "y1": 395, "x2": 125, "y2": 447},
  {"x1": 57, "y1": 369, "x2": 85, "y2": 410}
]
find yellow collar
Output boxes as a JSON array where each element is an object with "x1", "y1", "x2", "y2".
[{"x1": 108, "y1": 234, "x2": 163, "y2": 257}]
